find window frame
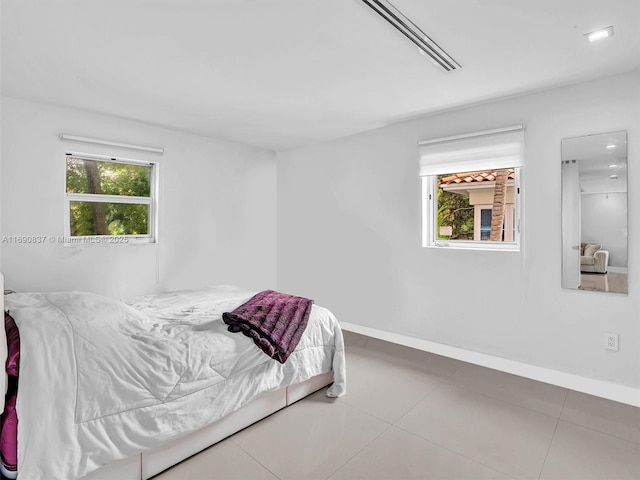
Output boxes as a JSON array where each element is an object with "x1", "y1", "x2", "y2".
[
  {"x1": 422, "y1": 168, "x2": 521, "y2": 251},
  {"x1": 64, "y1": 152, "x2": 159, "y2": 246}
]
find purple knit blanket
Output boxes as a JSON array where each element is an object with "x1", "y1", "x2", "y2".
[{"x1": 222, "y1": 290, "x2": 313, "y2": 364}]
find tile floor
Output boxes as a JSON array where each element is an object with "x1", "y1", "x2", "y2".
[
  {"x1": 155, "y1": 331, "x2": 640, "y2": 480},
  {"x1": 579, "y1": 272, "x2": 628, "y2": 294}
]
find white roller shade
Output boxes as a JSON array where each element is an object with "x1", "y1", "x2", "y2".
[{"x1": 419, "y1": 125, "x2": 524, "y2": 176}]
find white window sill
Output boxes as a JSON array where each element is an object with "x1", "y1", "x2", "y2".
[{"x1": 424, "y1": 241, "x2": 520, "y2": 252}]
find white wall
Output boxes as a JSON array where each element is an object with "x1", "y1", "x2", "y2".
[
  {"x1": 277, "y1": 71, "x2": 640, "y2": 390},
  {"x1": 1, "y1": 97, "x2": 277, "y2": 298},
  {"x1": 581, "y1": 192, "x2": 627, "y2": 268}
]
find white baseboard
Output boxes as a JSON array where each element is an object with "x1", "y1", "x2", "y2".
[
  {"x1": 340, "y1": 322, "x2": 640, "y2": 407},
  {"x1": 607, "y1": 266, "x2": 628, "y2": 274}
]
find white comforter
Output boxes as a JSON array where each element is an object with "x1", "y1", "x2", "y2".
[{"x1": 4, "y1": 286, "x2": 345, "y2": 480}]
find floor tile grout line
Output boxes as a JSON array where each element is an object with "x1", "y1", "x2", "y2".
[
  {"x1": 443, "y1": 357, "x2": 466, "y2": 380},
  {"x1": 383, "y1": 376, "x2": 454, "y2": 426},
  {"x1": 537, "y1": 389, "x2": 569, "y2": 480},
  {"x1": 337, "y1": 370, "x2": 450, "y2": 426},
  {"x1": 226, "y1": 397, "x2": 323, "y2": 480},
  {"x1": 556, "y1": 391, "x2": 640, "y2": 447},
  {"x1": 438, "y1": 380, "x2": 565, "y2": 423},
  {"x1": 230, "y1": 436, "x2": 284, "y2": 480},
  {"x1": 391, "y1": 422, "x2": 516, "y2": 479},
  {"x1": 444, "y1": 361, "x2": 572, "y2": 410},
  {"x1": 321, "y1": 422, "x2": 395, "y2": 480},
  {"x1": 344, "y1": 354, "x2": 453, "y2": 424},
  {"x1": 338, "y1": 395, "x2": 397, "y2": 424},
  {"x1": 557, "y1": 417, "x2": 640, "y2": 448},
  {"x1": 442, "y1": 374, "x2": 568, "y2": 420},
  {"x1": 557, "y1": 388, "x2": 571, "y2": 419}
]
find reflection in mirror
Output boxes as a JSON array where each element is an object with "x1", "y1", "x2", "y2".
[{"x1": 561, "y1": 131, "x2": 627, "y2": 294}]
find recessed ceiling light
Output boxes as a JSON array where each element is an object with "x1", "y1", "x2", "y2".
[
  {"x1": 585, "y1": 26, "x2": 614, "y2": 43},
  {"x1": 609, "y1": 164, "x2": 618, "y2": 168},
  {"x1": 606, "y1": 144, "x2": 616, "y2": 149},
  {"x1": 610, "y1": 174, "x2": 619, "y2": 179}
]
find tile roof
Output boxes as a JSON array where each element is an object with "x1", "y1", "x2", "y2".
[{"x1": 439, "y1": 168, "x2": 515, "y2": 185}]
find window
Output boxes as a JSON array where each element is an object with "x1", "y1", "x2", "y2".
[
  {"x1": 65, "y1": 154, "x2": 158, "y2": 244},
  {"x1": 478, "y1": 206, "x2": 516, "y2": 242},
  {"x1": 419, "y1": 126, "x2": 523, "y2": 251},
  {"x1": 480, "y1": 208, "x2": 493, "y2": 240}
]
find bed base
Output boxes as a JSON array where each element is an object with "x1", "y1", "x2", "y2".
[{"x1": 83, "y1": 371, "x2": 334, "y2": 480}]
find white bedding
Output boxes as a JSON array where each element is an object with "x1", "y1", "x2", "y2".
[{"x1": 4, "y1": 286, "x2": 345, "y2": 480}]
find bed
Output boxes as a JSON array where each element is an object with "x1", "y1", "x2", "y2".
[{"x1": 0, "y1": 276, "x2": 346, "y2": 480}]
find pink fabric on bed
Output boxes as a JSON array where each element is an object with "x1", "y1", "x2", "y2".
[
  {"x1": 0, "y1": 390, "x2": 17, "y2": 472},
  {"x1": 2, "y1": 311, "x2": 20, "y2": 473},
  {"x1": 4, "y1": 312, "x2": 20, "y2": 377}
]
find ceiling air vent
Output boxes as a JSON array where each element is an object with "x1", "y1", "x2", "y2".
[{"x1": 361, "y1": 0, "x2": 461, "y2": 72}]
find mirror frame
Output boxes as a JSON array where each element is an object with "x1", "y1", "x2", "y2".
[{"x1": 561, "y1": 131, "x2": 628, "y2": 294}]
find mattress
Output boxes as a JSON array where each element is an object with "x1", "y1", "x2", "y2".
[{"x1": 4, "y1": 286, "x2": 345, "y2": 480}]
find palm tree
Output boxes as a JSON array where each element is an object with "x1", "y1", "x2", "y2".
[{"x1": 489, "y1": 169, "x2": 509, "y2": 241}]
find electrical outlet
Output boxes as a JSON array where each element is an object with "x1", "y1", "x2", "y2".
[{"x1": 605, "y1": 333, "x2": 619, "y2": 351}]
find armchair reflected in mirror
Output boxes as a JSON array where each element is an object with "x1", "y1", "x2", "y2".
[{"x1": 561, "y1": 131, "x2": 628, "y2": 294}]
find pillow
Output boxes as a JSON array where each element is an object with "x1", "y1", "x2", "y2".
[
  {"x1": 584, "y1": 243, "x2": 602, "y2": 257},
  {"x1": 4, "y1": 312, "x2": 20, "y2": 377}
]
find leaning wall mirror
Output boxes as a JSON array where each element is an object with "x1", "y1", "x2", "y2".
[{"x1": 561, "y1": 131, "x2": 628, "y2": 294}]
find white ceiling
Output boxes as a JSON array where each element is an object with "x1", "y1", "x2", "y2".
[{"x1": 2, "y1": 0, "x2": 639, "y2": 151}]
